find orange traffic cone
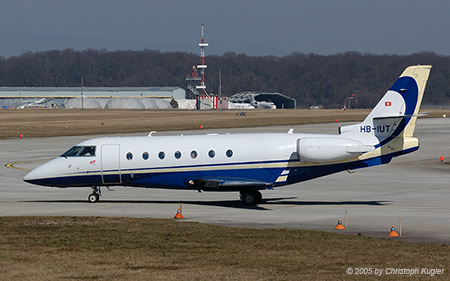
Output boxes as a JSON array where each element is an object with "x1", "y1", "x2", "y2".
[
  {"x1": 388, "y1": 226, "x2": 399, "y2": 237},
  {"x1": 174, "y1": 204, "x2": 184, "y2": 219},
  {"x1": 334, "y1": 219, "x2": 346, "y2": 230}
]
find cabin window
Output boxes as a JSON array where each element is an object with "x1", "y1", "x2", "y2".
[
  {"x1": 174, "y1": 151, "x2": 181, "y2": 159},
  {"x1": 190, "y1": 150, "x2": 198, "y2": 159},
  {"x1": 158, "y1": 151, "x2": 165, "y2": 160},
  {"x1": 226, "y1": 149, "x2": 233, "y2": 158},
  {"x1": 126, "y1": 152, "x2": 133, "y2": 161},
  {"x1": 142, "y1": 152, "x2": 149, "y2": 160},
  {"x1": 61, "y1": 146, "x2": 96, "y2": 157},
  {"x1": 208, "y1": 150, "x2": 215, "y2": 158}
]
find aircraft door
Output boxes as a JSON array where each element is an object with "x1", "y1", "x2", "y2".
[{"x1": 101, "y1": 144, "x2": 122, "y2": 184}]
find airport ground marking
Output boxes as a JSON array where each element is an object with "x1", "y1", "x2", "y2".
[{"x1": 5, "y1": 158, "x2": 52, "y2": 171}]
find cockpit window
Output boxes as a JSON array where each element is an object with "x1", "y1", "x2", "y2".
[
  {"x1": 79, "y1": 146, "x2": 96, "y2": 156},
  {"x1": 61, "y1": 146, "x2": 82, "y2": 157},
  {"x1": 61, "y1": 146, "x2": 96, "y2": 157}
]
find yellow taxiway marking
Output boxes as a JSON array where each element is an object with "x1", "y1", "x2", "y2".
[{"x1": 5, "y1": 158, "x2": 52, "y2": 171}]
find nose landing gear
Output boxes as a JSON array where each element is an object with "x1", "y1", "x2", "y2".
[{"x1": 88, "y1": 186, "x2": 101, "y2": 203}]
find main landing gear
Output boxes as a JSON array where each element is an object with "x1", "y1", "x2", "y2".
[
  {"x1": 88, "y1": 186, "x2": 101, "y2": 203},
  {"x1": 240, "y1": 190, "x2": 262, "y2": 206}
]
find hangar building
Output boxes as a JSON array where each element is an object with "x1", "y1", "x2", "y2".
[
  {"x1": 0, "y1": 87, "x2": 185, "y2": 109},
  {"x1": 229, "y1": 92, "x2": 296, "y2": 109}
]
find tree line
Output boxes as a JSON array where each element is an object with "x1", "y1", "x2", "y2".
[{"x1": 0, "y1": 49, "x2": 448, "y2": 108}]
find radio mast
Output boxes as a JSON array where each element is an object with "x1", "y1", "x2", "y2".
[{"x1": 196, "y1": 24, "x2": 209, "y2": 97}]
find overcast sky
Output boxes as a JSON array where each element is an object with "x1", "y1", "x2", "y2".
[{"x1": 0, "y1": 0, "x2": 449, "y2": 57}]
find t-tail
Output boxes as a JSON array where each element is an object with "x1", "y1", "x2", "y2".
[{"x1": 339, "y1": 65, "x2": 432, "y2": 161}]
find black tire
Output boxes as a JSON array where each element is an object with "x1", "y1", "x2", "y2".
[
  {"x1": 241, "y1": 191, "x2": 262, "y2": 205},
  {"x1": 243, "y1": 193, "x2": 256, "y2": 205},
  {"x1": 254, "y1": 191, "x2": 262, "y2": 204},
  {"x1": 88, "y1": 193, "x2": 99, "y2": 203}
]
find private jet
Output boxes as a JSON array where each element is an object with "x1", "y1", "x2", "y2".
[{"x1": 24, "y1": 65, "x2": 432, "y2": 205}]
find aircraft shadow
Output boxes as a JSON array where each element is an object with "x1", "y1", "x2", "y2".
[
  {"x1": 24, "y1": 199, "x2": 267, "y2": 210},
  {"x1": 24, "y1": 197, "x2": 389, "y2": 210},
  {"x1": 263, "y1": 198, "x2": 389, "y2": 206}
]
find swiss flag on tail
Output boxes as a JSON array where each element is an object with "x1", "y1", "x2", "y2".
[{"x1": 385, "y1": 101, "x2": 391, "y2": 106}]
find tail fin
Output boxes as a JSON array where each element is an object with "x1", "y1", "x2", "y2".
[{"x1": 340, "y1": 65, "x2": 431, "y2": 146}]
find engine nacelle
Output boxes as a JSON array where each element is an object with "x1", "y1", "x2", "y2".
[{"x1": 297, "y1": 137, "x2": 367, "y2": 163}]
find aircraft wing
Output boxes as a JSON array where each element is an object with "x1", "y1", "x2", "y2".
[{"x1": 186, "y1": 177, "x2": 272, "y2": 189}]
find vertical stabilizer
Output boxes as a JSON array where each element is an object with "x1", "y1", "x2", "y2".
[
  {"x1": 340, "y1": 65, "x2": 431, "y2": 146},
  {"x1": 397, "y1": 65, "x2": 432, "y2": 137}
]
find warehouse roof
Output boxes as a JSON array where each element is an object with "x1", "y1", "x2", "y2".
[{"x1": 0, "y1": 87, "x2": 185, "y2": 99}]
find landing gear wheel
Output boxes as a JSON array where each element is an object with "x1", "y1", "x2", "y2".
[
  {"x1": 240, "y1": 191, "x2": 262, "y2": 205},
  {"x1": 88, "y1": 193, "x2": 99, "y2": 203},
  {"x1": 88, "y1": 186, "x2": 101, "y2": 203}
]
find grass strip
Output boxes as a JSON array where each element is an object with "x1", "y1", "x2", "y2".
[{"x1": 0, "y1": 216, "x2": 448, "y2": 280}]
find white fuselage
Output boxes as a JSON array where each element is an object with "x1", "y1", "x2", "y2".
[{"x1": 25, "y1": 132, "x2": 376, "y2": 189}]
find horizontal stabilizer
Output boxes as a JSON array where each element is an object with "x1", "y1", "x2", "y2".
[
  {"x1": 372, "y1": 112, "x2": 429, "y2": 120},
  {"x1": 373, "y1": 114, "x2": 414, "y2": 120}
]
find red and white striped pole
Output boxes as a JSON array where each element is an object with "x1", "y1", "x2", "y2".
[{"x1": 197, "y1": 24, "x2": 209, "y2": 97}]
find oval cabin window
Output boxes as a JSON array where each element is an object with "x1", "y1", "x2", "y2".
[{"x1": 126, "y1": 152, "x2": 133, "y2": 161}]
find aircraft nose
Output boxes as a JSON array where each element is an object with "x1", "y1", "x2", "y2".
[
  {"x1": 23, "y1": 158, "x2": 64, "y2": 186},
  {"x1": 23, "y1": 165, "x2": 46, "y2": 185},
  {"x1": 23, "y1": 170, "x2": 33, "y2": 182}
]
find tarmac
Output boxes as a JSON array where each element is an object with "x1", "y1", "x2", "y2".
[{"x1": 1, "y1": 118, "x2": 449, "y2": 244}]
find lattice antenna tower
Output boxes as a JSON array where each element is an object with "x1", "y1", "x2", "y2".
[{"x1": 196, "y1": 24, "x2": 209, "y2": 97}]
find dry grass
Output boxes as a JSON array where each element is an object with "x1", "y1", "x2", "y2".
[
  {"x1": 0, "y1": 217, "x2": 448, "y2": 280},
  {"x1": 0, "y1": 108, "x2": 368, "y2": 139},
  {"x1": 1, "y1": 108, "x2": 448, "y2": 139}
]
